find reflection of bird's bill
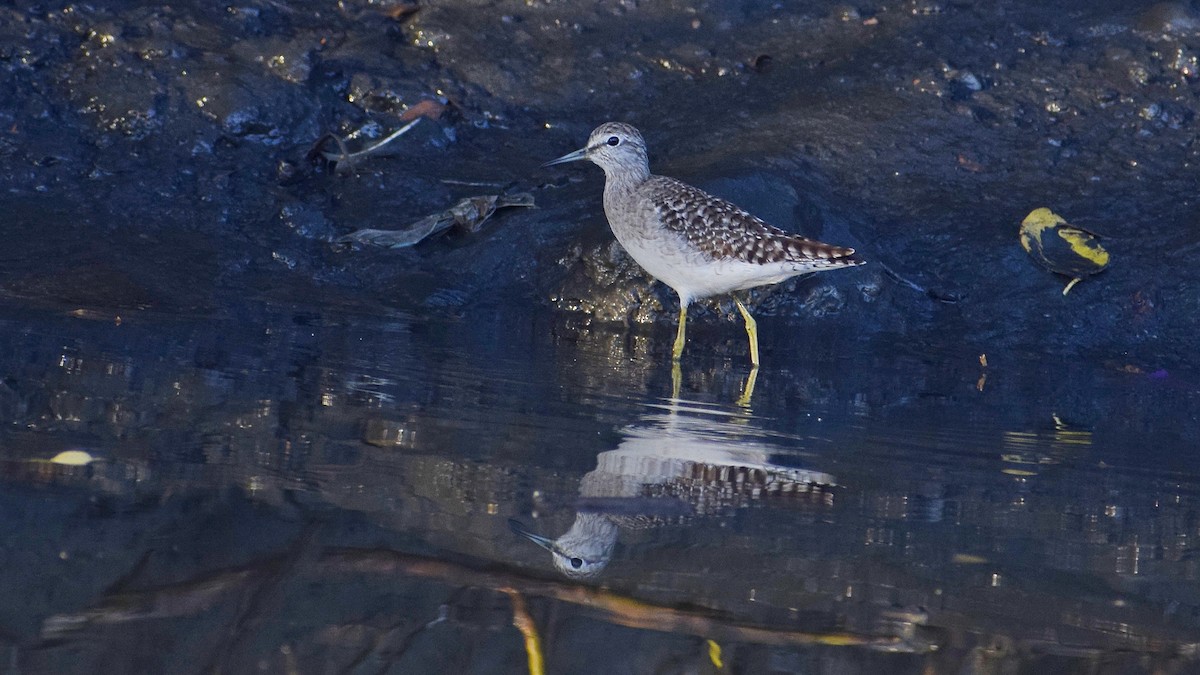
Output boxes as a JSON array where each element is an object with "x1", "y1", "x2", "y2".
[
  {"x1": 510, "y1": 517, "x2": 606, "y2": 577},
  {"x1": 508, "y1": 518, "x2": 558, "y2": 552},
  {"x1": 541, "y1": 147, "x2": 589, "y2": 167}
]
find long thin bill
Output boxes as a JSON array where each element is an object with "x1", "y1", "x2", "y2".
[
  {"x1": 508, "y1": 518, "x2": 557, "y2": 552},
  {"x1": 541, "y1": 147, "x2": 588, "y2": 168}
]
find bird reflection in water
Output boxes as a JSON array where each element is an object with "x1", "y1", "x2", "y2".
[
  {"x1": 511, "y1": 398, "x2": 834, "y2": 578},
  {"x1": 672, "y1": 359, "x2": 759, "y2": 407}
]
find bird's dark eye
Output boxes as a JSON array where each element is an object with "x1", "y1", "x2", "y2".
[
  {"x1": 570, "y1": 557, "x2": 584, "y2": 569},
  {"x1": 606, "y1": 136, "x2": 620, "y2": 146}
]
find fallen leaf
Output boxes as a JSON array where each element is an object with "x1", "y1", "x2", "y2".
[
  {"x1": 956, "y1": 154, "x2": 986, "y2": 173},
  {"x1": 49, "y1": 450, "x2": 97, "y2": 466},
  {"x1": 1019, "y1": 207, "x2": 1110, "y2": 295},
  {"x1": 337, "y1": 193, "x2": 535, "y2": 249},
  {"x1": 399, "y1": 99, "x2": 445, "y2": 123},
  {"x1": 384, "y1": 2, "x2": 420, "y2": 20}
]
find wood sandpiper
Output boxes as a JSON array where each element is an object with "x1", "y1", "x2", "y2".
[
  {"x1": 510, "y1": 399, "x2": 835, "y2": 578},
  {"x1": 544, "y1": 122, "x2": 863, "y2": 365}
]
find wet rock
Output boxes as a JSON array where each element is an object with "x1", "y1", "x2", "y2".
[
  {"x1": 279, "y1": 203, "x2": 337, "y2": 242},
  {"x1": 230, "y1": 37, "x2": 313, "y2": 85},
  {"x1": 553, "y1": 240, "x2": 666, "y2": 325},
  {"x1": 800, "y1": 284, "x2": 847, "y2": 318},
  {"x1": 1165, "y1": 45, "x2": 1200, "y2": 79},
  {"x1": 1134, "y1": 2, "x2": 1200, "y2": 35},
  {"x1": 944, "y1": 67, "x2": 983, "y2": 96},
  {"x1": 346, "y1": 73, "x2": 426, "y2": 114}
]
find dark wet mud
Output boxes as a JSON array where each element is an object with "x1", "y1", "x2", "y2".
[{"x1": 2, "y1": 1, "x2": 1200, "y2": 673}]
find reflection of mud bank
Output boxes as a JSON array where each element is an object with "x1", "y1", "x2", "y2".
[{"x1": 0, "y1": 300, "x2": 1196, "y2": 672}]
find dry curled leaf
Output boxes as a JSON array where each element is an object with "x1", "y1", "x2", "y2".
[
  {"x1": 336, "y1": 193, "x2": 535, "y2": 249},
  {"x1": 399, "y1": 99, "x2": 445, "y2": 123}
]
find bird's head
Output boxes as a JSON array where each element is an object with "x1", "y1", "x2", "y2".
[
  {"x1": 509, "y1": 515, "x2": 617, "y2": 579},
  {"x1": 543, "y1": 122, "x2": 650, "y2": 181}
]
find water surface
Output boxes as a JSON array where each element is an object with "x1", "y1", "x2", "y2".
[{"x1": 3, "y1": 301, "x2": 1197, "y2": 673}]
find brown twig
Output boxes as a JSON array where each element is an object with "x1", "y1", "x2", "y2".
[
  {"x1": 501, "y1": 587, "x2": 546, "y2": 675},
  {"x1": 318, "y1": 548, "x2": 920, "y2": 652}
]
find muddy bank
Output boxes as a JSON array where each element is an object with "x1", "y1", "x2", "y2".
[{"x1": 1, "y1": 1, "x2": 1198, "y2": 366}]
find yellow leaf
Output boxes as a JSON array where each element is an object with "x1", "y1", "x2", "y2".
[
  {"x1": 707, "y1": 639, "x2": 724, "y2": 669},
  {"x1": 1019, "y1": 208, "x2": 1109, "y2": 294},
  {"x1": 49, "y1": 450, "x2": 96, "y2": 466}
]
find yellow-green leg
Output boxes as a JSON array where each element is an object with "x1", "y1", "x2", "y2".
[
  {"x1": 733, "y1": 297, "x2": 760, "y2": 366},
  {"x1": 672, "y1": 303, "x2": 688, "y2": 362},
  {"x1": 736, "y1": 365, "x2": 759, "y2": 409}
]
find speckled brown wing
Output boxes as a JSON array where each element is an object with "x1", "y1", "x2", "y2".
[{"x1": 644, "y1": 177, "x2": 860, "y2": 267}]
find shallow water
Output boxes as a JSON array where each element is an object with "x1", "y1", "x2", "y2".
[{"x1": 3, "y1": 299, "x2": 1197, "y2": 674}]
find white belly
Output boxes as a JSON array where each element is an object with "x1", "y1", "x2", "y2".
[{"x1": 612, "y1": 226, "x2": 806, "y2": 305}]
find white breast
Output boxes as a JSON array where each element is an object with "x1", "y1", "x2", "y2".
[{"x1": 610, "y1": 224, "x2": 809, "y2": 304}]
